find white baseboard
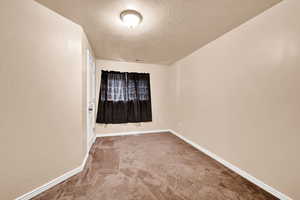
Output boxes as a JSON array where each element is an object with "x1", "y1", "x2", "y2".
[
  {"x1": 16, "y1": 129, "x2": 292, "y2": 200},
  {"x1": 16, "y1": 130, "x2": 166, "y2": 200},
  {"x1": 87, "y1": 135, "x2": 96, "y2": 153},
  {"x1": 96, "y1": 129, "x2": 170, "y2": 138},
  {"x1": 15, "y1": 166, "x2": 82, "y2": 200},
  {"x1": 168, "y1": 129, "x2": 292, "y2": 200},
  {"x1": 16, "y1": 134, "x2": 97, "y2": 200}
]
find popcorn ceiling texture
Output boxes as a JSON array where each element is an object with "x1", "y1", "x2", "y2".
[{"x1": 35, "y1": 0, "x2": 281, "y2": 64}]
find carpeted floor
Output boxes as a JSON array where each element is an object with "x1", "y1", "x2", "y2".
[{"x1": 32, "y1": 132, "x2": 278, "y2": 200}]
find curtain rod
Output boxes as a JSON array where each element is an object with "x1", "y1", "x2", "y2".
[
  {"x1": 96, "y1": 67, "x2": 150, "y2": 75},
  {"x1": 96, "y1": 66, "x2": 106, "y2": 72}
]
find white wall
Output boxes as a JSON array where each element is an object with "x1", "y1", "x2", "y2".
[
  {"x1": 171, "y1": 0, "x2": 300, "y2": 199},
  {"x1": 0, "y1": 1, "x2": 91, "y2": 199}
]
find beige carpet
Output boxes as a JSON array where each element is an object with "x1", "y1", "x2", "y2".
[{"x1": 32, "y1": 132, "x2": 278, "y2": 200}]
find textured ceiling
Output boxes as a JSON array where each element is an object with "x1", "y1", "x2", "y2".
[{"x1": 35, "y1": 0, "x2": 281, "y2": 64}]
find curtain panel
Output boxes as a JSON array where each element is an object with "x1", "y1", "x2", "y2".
[{"x1": 96, "y1": 70, "x2": 152, "y2": 124}]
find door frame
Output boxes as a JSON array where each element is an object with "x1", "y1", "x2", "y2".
[{"x1": 86, "y1": 49, "x2": 96, "y2": 151}]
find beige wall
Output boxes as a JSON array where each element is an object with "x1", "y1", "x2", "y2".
[
  {"x1": 95, "y1": 59, "x2": 174, "y2": 134},
  {"x1": 171, "y1": 0, "x2": 300, "y2": 199},
  {"x1": 0, "y1": 0, "x2": 90, "y2": 199}
]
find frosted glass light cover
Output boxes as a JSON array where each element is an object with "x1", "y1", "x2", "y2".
[{"x1": 120, "y1": 10, "x2": 143, "y2": 28}]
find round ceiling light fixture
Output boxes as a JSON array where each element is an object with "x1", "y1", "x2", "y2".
[{"x1": 120, "y1": 10, "x2": 143, "y2": 28}]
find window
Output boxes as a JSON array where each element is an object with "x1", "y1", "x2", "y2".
[{"x1": 96, "y1": 70, "x2": 152, "y2": 124}]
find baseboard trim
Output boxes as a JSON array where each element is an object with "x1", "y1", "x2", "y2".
[
  {"x1": 16, "y1": 130, "x2": 166, "y2": 200},
  {"x1": 168, "y1": 129, "x2": 292, "y2": 200},
  {"x1": 15, "y1": 166, "x2": 82, "y2": 200},
  {"x1": 96, "y1": 129, "x2": 170, "y2": 138},
  {"x1": 15, "y1": 134, "x2": 97, "y2": 200},
  {"x1": 87, "y1": 135, "x2": 96, "y2": 153},
  {"x1": 16, "y1": 130, "x2": 168, "y2": 200},
  {"x1": 16, "y1": 129, "x2": 292, "y2": 200}
]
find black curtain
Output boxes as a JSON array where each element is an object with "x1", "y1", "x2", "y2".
[{"x1": 96, "y1": 70, "x2": 152, "y2": 124}]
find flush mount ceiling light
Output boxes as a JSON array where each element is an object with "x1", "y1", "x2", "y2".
[{"x1": 120, "y1": 10, "x2": 143, "y2": 28}]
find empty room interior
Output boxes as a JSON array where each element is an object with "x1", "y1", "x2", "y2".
[{"x1": 1, "y1": 0, "x2": 300, "y2": 199}]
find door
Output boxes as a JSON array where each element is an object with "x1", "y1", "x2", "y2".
[{"x1": 86, "y1": 49, "x2": 96, "y2": 150}]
